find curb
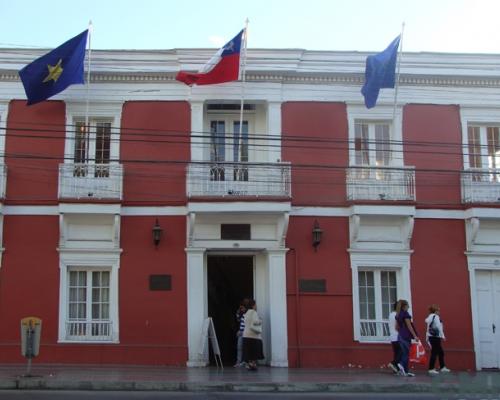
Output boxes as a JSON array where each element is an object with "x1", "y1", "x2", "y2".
[{"x1": 1, "y1": 378, "x2": 463, "y2": 393}]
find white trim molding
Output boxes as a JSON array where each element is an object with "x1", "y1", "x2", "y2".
[
  {"x1": 59, "y1": 203, "x2": 121, "y2": 215},
  {"x1": 460, "y1": 106, "x2": 500, "y2": 170},
  {"x1": 0, "y1": 102, "x2": 7, "y2": 162},
  {"x1": 64, "y1": 101, "x2": 124, "y2": 163},
  {"x1": 57, "y1": 251, "x2": 120, "y2": 344},
  {"x1": 466, "y1": 254, "x2": 500, "y2": 370},
  {"x1": 347, "y1": 104, "x2": 404, "y2": 167},
  {"x1": 349, "y1": 250, "x2": 412, "y2": 343}
]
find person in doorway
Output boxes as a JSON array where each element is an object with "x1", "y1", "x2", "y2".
[
  {"x1": 388, "y1": 301, "x2": 401, "y2": 374},
  {"x1": 234, "y1": 298, "x2": 249, "y2": 367},
  {"x1": 396, "y1": 299, "x2": 419, "y2": 377},
  {"x1": 242, "y1": 299, "x2": 264, "y2": 371},
  {"x1": 425, "y1": 304, "x2": 451, "y2": 375}
]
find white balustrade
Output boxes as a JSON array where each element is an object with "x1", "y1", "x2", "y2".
[
  {"x1": 59, "y1": 163, "x2": 123, "y2": 200},
  {"x1": 347, "y1": 166, "x2": 416, "y2": 201},
  {"x1": 461, "y1": 168, "x2": 500, "y2": 203},
  {"x1": 360, "y1": 320, "x2": 390, "y2": 341},
  {"x1": 65, "y1": 320, "x2": 113, "y2": 341},
  {"x1": 187, "y1": 162, "x2": 291, "y2": 198}
]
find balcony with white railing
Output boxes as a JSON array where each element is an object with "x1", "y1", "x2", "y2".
[
  {"x1": 462, "y1": 168, "x2": 500, "y2": 203},
  {"x1": 65, "y1": 320, "x2": 113, "y2": 342},
  {"x1": 347, "y1": 166, "x2": 416, "y2": 201},
  {"x1": 58, "y1": 163, "x2": 123, "y2": 200},
  {"x1": 187, "y1": 161, "x2": 291, "y2": 198},
  {"x1": 360, "y1": 320, "x2": 390, "y2": 342},
  {"x1": 0, "y1": 163, "x2": 6, "y2": 199}
]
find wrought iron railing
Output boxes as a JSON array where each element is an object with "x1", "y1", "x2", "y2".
[
  {"x1": 461, "y1": 168, "x2": 500, "y2": 203},
  {"x1": 187, "y1": 161, "x2": 291, "y2": 197},
  {"x1": 58, "y1": 163, "x2": 123, "y2": 200},
  {"x1": 347, "y1": 166, "x2": 416, "y2": 201},
  {"x1": 65, "y1": 320, "x2": 113, "y2": 341},
  {"x1": 360, "y1": 320, "x2": 390, "y2": 341}
]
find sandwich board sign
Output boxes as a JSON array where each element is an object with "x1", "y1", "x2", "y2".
[{"x1": 199, "y1": 317, "x2": 223, "y2": 368}]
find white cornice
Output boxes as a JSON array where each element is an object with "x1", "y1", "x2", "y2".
[
  {"x1": 2, "y1": 70, "x2": 500, "y2": 87},
  {"x1": 4, "y1": 48, "x2": 500, "y2": 86}
]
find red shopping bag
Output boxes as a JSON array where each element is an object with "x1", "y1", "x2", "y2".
[{"x1": 409, "y1": 340, "x2": 428, "y2": 365}]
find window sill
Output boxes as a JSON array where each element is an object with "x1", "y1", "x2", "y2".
[
  {"x1": 356, "y1": 338, "x2": 390, "y2": 344},
  {"x1": 58, "y1": 339, "x2": 120, "y2": 344}
]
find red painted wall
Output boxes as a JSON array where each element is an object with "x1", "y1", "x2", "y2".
[
  {"x1": 404, "y1": 105, "x2": 463, "y2": 207},
  {"x1": 120, "y1": 102, "x2": 190, "y2": 205},
  {"x1": 0, "y1": 215, "x2": 188, "y2": 365},
  {"x1": 6, "y1": 100, "x2": 65, "y2": 204},
  {"x1": 286, "y1": 216, "x2": 475, "y2": 369},
  {"x1": 0, "y1": 216, "x2": 60, "y2": 362},
  {"x1": 118, "y1": 215, "x2": 187, "y2": 364},
  {"x1": 282, "y1": 102, "x2": 348, "y2": 206},
  {"x1": 286, "y1": 216, "x2": 360, "y2": 367},
  {"x1": 410, "y1": 219, "x2": 475, "y2": 369}
]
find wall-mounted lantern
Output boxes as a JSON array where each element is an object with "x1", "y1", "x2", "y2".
[
  {"x1": 312, "y1": 219, "x2": 323, "y2": 251},
  {"x1": 152, "y1": 218, "x2": 163, "y2": 247}
]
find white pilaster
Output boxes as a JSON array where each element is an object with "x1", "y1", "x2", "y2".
[
  {"x1": 190, "y1": 101, "x2": 204, "y2": 161},
  {"x1": 186, "y1": 247, "x2": 207, "y2": 367},
  {"x1": 267, "y1": 101, "x2": 282, "y2": 162},
  {"x1": 267, "y1": 248, "x2": 289, "y2": 367}
]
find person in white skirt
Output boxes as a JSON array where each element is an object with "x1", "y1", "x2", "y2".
[{"x1": 242, "y1": 299, "x2": 264, "y2": 371}]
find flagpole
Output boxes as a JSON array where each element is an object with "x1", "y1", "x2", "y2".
[
  {"x1": 392, "y1": 22, "x2": 405, "y2": 121},
  {"x1": 238, "y1": 19, "x2": 249, "y2": 163},
  {"x1": 85, "y1": 21, "x2": 93, "y2": 163}
]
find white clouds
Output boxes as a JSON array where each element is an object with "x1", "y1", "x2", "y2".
[{"x1": 208, "y1": 35, "x2": 226, "y2": 48}]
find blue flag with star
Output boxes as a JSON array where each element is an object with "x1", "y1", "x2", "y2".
[
  {"x1": 361, "y1": 35, "x2": 401, "y2": 109},
  {"x1": 19, "y1": 30, "x2": 88, "y2": 106}
]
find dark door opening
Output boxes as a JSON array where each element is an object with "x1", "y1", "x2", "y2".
[{"x1": 207, "y1": 255, "x2": 254, "y2": 366}]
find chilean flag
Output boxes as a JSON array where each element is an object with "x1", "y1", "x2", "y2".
[{"x1": 176, "y1": 29, "x2": 244, "y2": 86}]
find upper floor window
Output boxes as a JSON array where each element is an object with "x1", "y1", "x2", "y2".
[
  {"x1": 209, "y1": 118, "x2": 250, "y2": 163},
  {"x1": 354, "y1": 120, "x2": 391, "y2": 167},
  {"x1": 347, "y1": 105, "x2": 403, "y2": 168},
  {"x1": 73, "y1": 119, "x2": 112, "y2": 177},
  {"x1": 64, "y1": 102, "x2": 122, "y2": 170},
  {"x1": 468, "y1": 125, "x2": 500, "y2": 182}
]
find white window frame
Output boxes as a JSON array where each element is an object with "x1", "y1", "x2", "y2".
[
  {"x1": 204, "y1": 110, "x2": 255, "y2": 163},
  {"x1": 0, "y1": 102, "x2": 7, "y2": 163},
  {"x1": 461, "y1": 107, "x2": 500, "y2": 171},
  {"x1": 466, "y1": 125, "x2": 500, "y2": 173},
  {"x1": 350, "y1": 251, "x2": 411, "y2": 343},
  {"x1": 58, "y1": 252, "x2": 120, "y2": 343},
  {"x1": 64, "y1": 102, "x2": 123, "y2": 166},
  {"x1": 347, "y1": 105, "x2": 403, "y2": 167}
]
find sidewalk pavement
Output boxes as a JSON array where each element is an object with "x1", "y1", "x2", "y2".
[{"x1": 0, "y1": 364, "x2": 499, "y2": 394}]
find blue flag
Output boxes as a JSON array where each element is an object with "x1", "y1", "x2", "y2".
[
  {"x1": 361, "y1": 35, "x2": 401, "y2": 109},
  {"x1": 19, "y1": 30, "x2": 88, "y2": 106}
]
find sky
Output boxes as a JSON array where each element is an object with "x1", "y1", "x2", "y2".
[{"x1": 1, "y1": 0, "x2": 500, "y2": 54}]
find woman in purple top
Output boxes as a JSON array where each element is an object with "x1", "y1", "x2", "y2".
[{"x1": 396, "y1": 299, "x2": 419, "y2": 376}]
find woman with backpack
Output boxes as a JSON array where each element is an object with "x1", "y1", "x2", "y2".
[{"x1": 425, "y1": 304, "x2": 451, "y2": 375}]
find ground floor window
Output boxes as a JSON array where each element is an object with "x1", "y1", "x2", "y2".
[
  {"x1": 66, "y1": 268, "x2": 112, "y2": 341},
  {"x1": 358, "y1": 269, "x2": 398, "y2": 341}
]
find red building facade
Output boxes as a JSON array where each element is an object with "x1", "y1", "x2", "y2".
[{"x1": 0, "y1": 48, "x2": 499, "y2": 370}]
